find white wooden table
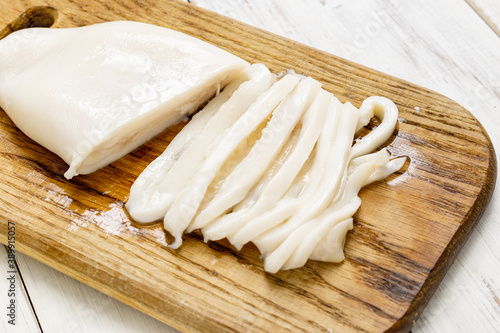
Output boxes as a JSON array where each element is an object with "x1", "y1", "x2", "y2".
[{"x1": 1, "y1": 0, "x2": 499, "y2": 332}]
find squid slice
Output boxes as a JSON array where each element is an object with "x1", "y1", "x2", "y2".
[
  {"x1": 227, "y1": 96, "x2": 343, "y2": 250},
  {"x1": 201, "y1": 89, "x2": 331, "y2": 243},
  {"x1": 307, "y1": 218, "x2": 354, "y2": 263},
  {"x1": 0, "y1": 21, "x2": 248, "y2": 179},
  {"x1": 163, "y1": 74, "x2": 300, "y2": 249},
  {"x1": 189, "y1": 77, "x2": 321, "y2": 232},
  {"x1": 350, "y1": 96, "x2": 399, "y2": 159},
  {"x1": 365, "y1": 156, "x2": 406, "y2": 184},
  {"x1": 252, "y1": 101, "x2": 361, "y2": 255},
  {"x1": 348, "y1": 152, "x2": 407, "y2": 186},
  {"x1": 126, "y1": 64, "x2": 274, "y2": 222}
]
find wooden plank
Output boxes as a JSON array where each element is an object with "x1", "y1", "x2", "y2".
[
  {"x1": 0, "y1": 1, "x2": 496, "y2": 332},
  {"x1": 466, "y1": 0, "x2": 500, "y2": 36},
  {"x1": 13, "y1": 251, "x2": 178, "y2": 333},
  {"x1": 0, "y1": 246, "x2": 41, "y2": 332}
]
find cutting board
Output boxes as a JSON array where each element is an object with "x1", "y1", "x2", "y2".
[{"x1": 0, "y1": 1, "x2": 496, "y2": 332}]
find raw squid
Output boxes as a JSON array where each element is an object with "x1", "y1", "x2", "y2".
[
  {"x1": 0, "y1": 21, "x2": 248, "y2": 179},
  {"x1": 0, "y1": 19, "x2": 406, "y2": 272},
  {"x1": 127, "y1": 66, "x2": 406, "y2": 272},
  {"x1": 163, "y1": 74, "x2": 300, "y2": 249},
  {"x1": 227, "y1": 96, "x2": 345, "y2": 250},
  {"x1": 201, "y1": 89, "x2": 331, "y2": 244},
  {"x1": 264, "y1": 149, "x2": 406, "y2": 273},
  {"x1": 190, "y1": 77, "x2": 321, "y2": 231}
]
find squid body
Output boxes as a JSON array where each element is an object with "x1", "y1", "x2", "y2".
[{"x1": 0, "y1": 21, "x2": 249, "y2": 178}]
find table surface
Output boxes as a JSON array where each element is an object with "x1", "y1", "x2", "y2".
[{"x1": 1, "y1": 0, "x2": 499, "y2": 332}]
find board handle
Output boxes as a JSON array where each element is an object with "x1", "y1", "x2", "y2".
[{"x1": 0, "y1": 6, "x2": 57, "y2": 40}]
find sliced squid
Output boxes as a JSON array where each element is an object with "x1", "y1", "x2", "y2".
[
  {"x1": 126, "y1": 64, "x2": 275, "y2": 222},
  {"x1": 0, "y1": 21, "x2": 248, "y2": 179},
  {"x1": 111, "y1": 53, "x2": 404, "y2": 271},
  {"x1": 189, "y1": 77, "x2": 321, "y2": 232},
  {"x1": 252, "y1": 101, "x2": 361, "y2": 255},
  {"x1": 248, "y1": 97, "x2": 401, "y2": 259},
  {"x1": 163, "y1": 74, "x2": 301, "y2": 249},
  {"x1": 226, "y1": 96, "x2": 344, "y2": 250},
  {"x1": 201, "y1": 89, "x2": 331, "y2": 243}
]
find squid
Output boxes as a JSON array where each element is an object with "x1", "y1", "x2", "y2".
[
  {"x1": 201, "y1": 89, "x2": 331, "y2": 244},
  {"x1": 163, "y1": 74, "x2": 300, "y2": 249},
  {"x1": 0, "y1": 21, "x2": 249, "y2": 179},
  {"x1": 126, "y1": 62, "x2": 405, "y2": 272},
  {"x1": 0, "y1": 19, "x2": 405, "y2": 272},
  {"x1": 227, "y1": 96, "x2": 345, "y2": 250},
  {"x1": 190, "y1": 76, "x2": 321, "y2": 232}
]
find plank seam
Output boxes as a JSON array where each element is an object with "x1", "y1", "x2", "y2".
[
  {"x1": 464, "y1": 0, "x2": 500, "y2": 37},
  {"x1": 7, "y1": 245, "x2": 44, "y2": 333}
]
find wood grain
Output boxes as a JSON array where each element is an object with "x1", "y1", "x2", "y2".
[
  {"x1": 0, "y1": 1, "x2": 496, "y2": 332},
  {"x1": 13, "y1": 249, "x2": 178, "y2": 333}
]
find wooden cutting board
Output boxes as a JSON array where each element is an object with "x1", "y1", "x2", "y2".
[{"x1": 0, "y1": 1, "x2": 496, "y2": 332}]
